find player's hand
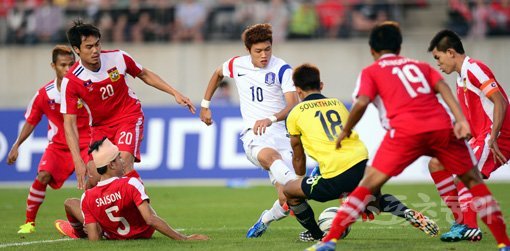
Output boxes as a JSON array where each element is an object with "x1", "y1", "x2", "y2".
[
  {"x1": 186, "y1": 234, "x2": 209, "y2": 240},
  {"x1": 252, "y1": 118, "x2": 272, "y2": 135},
  {"x1": 75, "y1": 161, "x2": 87, "y2": 190},
  {"x1": 200, "y1": 108, "x2": 213, "y2": 126},
  {"x1": 453, "y1": 120, "x2": 471, "y2": 139},
  {"x1": 488, "y1": 138, "x2": 508, "y2": 165},
  {"x1": 335, "y1": 130, "x2": 349, "y2": 149},
  {"x1": 7, "y1": 145, "x2": 19, "y2": 165},
  {"x1": 174, "y1": 93, "x2": 196, "y2": 114}
]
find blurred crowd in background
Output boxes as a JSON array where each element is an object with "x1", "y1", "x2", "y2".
[{"x1": 0, "y1": 0, "x2": 509, "y2": 45}]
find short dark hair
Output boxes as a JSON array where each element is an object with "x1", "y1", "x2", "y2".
[
  {"x1": 67, "y1": 20, "x2": 101, "y2": 51},
  {"x1": 89, "y1": 137, "x2": 108, "y2": 173},
  {"x1": 292, "y1": 63, "x2": 321, "y2": 91},
  {"x1": 369, "y1": 21, "x2": 402, "y2": 53},
  {"x1": 242, "y1": 23, "x2": 272, "y2": 50},
  {"x1": 52, "y1": 45, "x2": 74, "y2": 64},
  {"x1": 428, "y1": 29, "x2": 465, "y2": 54}
]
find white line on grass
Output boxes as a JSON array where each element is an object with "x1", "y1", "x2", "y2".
[{"x1": 0, "y1": 238, "x2": 73, "y2": 248}]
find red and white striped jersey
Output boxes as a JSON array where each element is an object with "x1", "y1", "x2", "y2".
[
  {"x1": 456, "y1": 56, "x2": 510, "y2": 138},
  {"x1": 61, "y1": 50, "x2": 144, "y2": 127},
  {"x1": 81, "y1": 177, "x2": 153, "y2": 240},
  {"x1": 354, "y1": 54, "x2": 452, "y2": 135},
  {"x1": 25, "y1": 79, "x2": 90, "y2": 149}
]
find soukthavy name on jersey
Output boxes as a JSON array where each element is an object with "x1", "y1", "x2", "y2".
[
  {"x1": 96, "y1": 192, "x2": 122, "y2": 207},
  {"x1": 300, "y1": 100, "x2": 338, "y2": 112}
]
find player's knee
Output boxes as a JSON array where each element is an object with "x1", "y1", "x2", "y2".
[
  {"x1": 457, "y1": 167, "x2": 483, "y2": 188},
  {"x1": 64, "y1": 198, "x2": 79, "y2": 212},
  {"x1": 36, "y1": 171, "x2": 52, "y2": 185},
  {"x1": 428, "y1": 158, "x2": 444, "y2": 172}
]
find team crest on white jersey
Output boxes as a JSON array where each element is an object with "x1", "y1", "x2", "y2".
[
  {"x1": 265, "y1": 72, "x2": 275, "y2": 85},
  {"x1": 108, "y1": 67, "x2": 120, "y2": 82}
]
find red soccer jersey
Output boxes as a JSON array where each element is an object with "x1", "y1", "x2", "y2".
[
  {"x1": 456, "y1": 56, "x2": 510, "y2": 138},
  {"x1": 25, "y1": 79, "x2": 90, "y2": 149},
  {"x1": 354, "y1": 54, "x2": 453, "y2": 135},
  {"x1": 60, "y1": 50, "x2": 144, "y2": 127},
  {"x1": 81, "y1": 177, "x2": 153, "y2": 240}
]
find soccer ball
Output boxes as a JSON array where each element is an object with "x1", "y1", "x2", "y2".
[{"x1": 317, "y1": 206, "x2": 351, "y2": 239}]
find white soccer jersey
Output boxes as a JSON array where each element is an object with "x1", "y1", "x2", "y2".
[{"x1": 222, "y1": 55, "x2": 295, "y2": 132}]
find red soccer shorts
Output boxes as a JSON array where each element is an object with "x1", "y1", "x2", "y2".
[
  {"x1": 469, "y1": 133, "x2": 510, "y2": 178},
  {"x1": 372, "y1": 129, "x2": 477, "y2": 177},
  {"x1": 38, "y1": 146, "x2": 89, "y2": 189},
  {"x1": 90, "y1": 116, "x2": 144, "y2": 162}
]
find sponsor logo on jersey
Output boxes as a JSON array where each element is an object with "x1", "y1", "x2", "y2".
[
  {"x1": 265, "y1": 72, "x2": 275, "y2": 85},
  {"x1": 108, "y1": 67, "x2": 120, "y2": 82},
  {"x1": 463, "y1": 78, "x2": 467, "y2": 92},
  {"x1": 84, "y1": 80, "x2": 94, "y2": 92}
]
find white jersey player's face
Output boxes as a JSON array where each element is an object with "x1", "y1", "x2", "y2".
[
  {"x1": 248, "y1": 41, "x2": 272, "y2": 68},
  {"x1": 76, "y1": 36, "x2": 102, "y2": 71}
]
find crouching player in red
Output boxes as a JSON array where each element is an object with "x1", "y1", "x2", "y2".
[
  {"x1": 306, "y1": 22, "x2": 510, "y2": 251},
  {"x1": 55, "y1": 138, "x2": 209, "y2": 241}
]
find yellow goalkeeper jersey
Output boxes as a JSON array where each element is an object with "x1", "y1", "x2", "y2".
[{"x1": 286, "y1": 93, "x2": 368, "y2": 179}]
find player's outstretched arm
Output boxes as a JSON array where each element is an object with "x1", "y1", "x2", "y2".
[
  {"x1": 336, "y1": 95, "x2": 370, "y2": 149},
  {"x1": 137, "y1": 68, "x2": 196, "y2": 114},
  {"x1": 7, "y1": 122, "x2": 36, "y2": 165},
  {"x1": 63, "y1": 114, "x2": 87, "y2": 190},
  {"x1": 200, "y1": 66, "x2": 224, "y2": 126},
  {"x1": 138, "y1": 201, "x2": 209, "y2": 241},
  {"x1": 434, "y1": 80, "x2": 471, "y2": 139},
  {"x1": 290, "y1": 135, "x2": 306, "y2": 176}
]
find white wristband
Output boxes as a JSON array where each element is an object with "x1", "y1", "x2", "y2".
[
  {"x1": 201, "y1": 99, "x2": 210, "y2": 108},
  {"x1": 268, "y1": 115, "x2": 277, "y2": 123}
]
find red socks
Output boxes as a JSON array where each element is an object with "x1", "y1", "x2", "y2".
[
  {"x1": 25, "y1": 179, "x2": 47, "y2": 223},
  {"x1": 470, "y1": 183, "x2": 510, "y2": 246},
  {"x1": 323, "y1": 186, "x2": 371, "y2": 242},
  {"x1": 456, "y1": 182, "x2": 478, "y2": 228},
  {"x1": 430, "y1": 171, "x2": 462, "y2": 224}
]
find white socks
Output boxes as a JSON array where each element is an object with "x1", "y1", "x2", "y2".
[
  {"x1": 269, "y1": 159, "x2": 296, "y2": 186},
  {"x1": 262, "y1": 199, "x2": 289, "y2": 225}
]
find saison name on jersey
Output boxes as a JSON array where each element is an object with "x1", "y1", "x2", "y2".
[
  {"x1": 299, "y1": 99, "x2": 338, "y2": 112},
  {"x1": 95, "y1": 191, "x2": 122, "y2": 207}
]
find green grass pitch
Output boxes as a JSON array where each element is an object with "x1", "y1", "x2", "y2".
[{"x1": 0, "y1": 183, "x2": 508, "y2": 250}]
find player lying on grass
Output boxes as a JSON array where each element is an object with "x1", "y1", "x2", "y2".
[
  {"x1": 283, "y1": 63, "x2": 439, "y2": 242},
  {"x1": 55, "y1": 138, "x2": 209, "y2": 241}
]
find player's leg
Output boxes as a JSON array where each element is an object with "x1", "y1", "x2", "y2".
[
  {"x1": 284, "y1": 176, "x2": 324, "y2": 241},
  {"x1": 435, "y1": 130, "x2": 510, "y2": 247},
  {"x1": 307, "y1": 132, "x2": 425, "y2": 250},
  {"x1": 322, "y1": 166, "x2": 391, "y2": 242},
  {"x1": 55, "y1": 198, "x2": 86, "y2": 238},
  {"x1": 373, "y1": 193, "x2": 439, "y2": 237},
  {"x1": 114, "y1": 117, "x2": 143, "y2": 178},
  {"x1": 18, "y1": 170, "x2": 51, "y2": 234}
]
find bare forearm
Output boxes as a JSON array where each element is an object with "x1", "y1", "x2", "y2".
[
  {"x1": 86, "y1": 224, "x2": 100, "y2": 241},
  {"x1": 148, "y1": 215, "x2": 187, "y2": 240},
  {"x1": 203, "y1": 67, "x2": 223, "y2": 101},
  {"x1": 64, "y1": 117, "x2": 83, "y2": 164},
  {"x1": 343, "y1": 97, "x2": 370, "y2": 135},
  {"x1": 490, "y1": 93, "x2": 508, "y2": 139},
  {"x1": 435, "y1": 81, "x2": 466, "y2": 122},
  {"x1": 139, "y1": 68, "x2": 178, "y2": 96},
  {"x1": 13, "y1": 123, "x2": 36, "y2": 147}
]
